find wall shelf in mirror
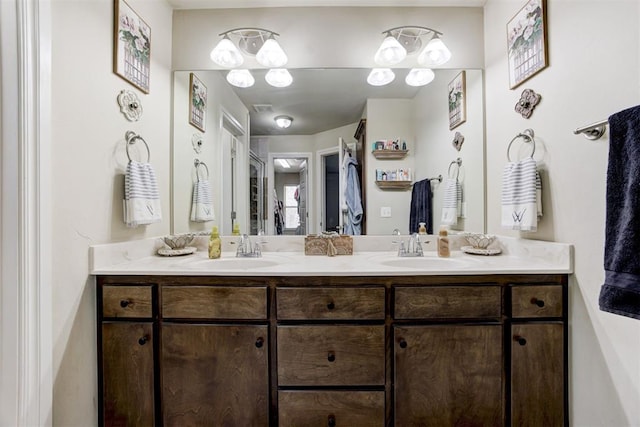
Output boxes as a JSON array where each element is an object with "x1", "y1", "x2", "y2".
[
  {"x1": 376, "y1": 180, "x2": 413, "y2": 191},
  {"x1": 372, "y1": 150, "x2": 409, "y2": 160}
]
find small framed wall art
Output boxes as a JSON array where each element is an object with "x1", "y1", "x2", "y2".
[
  {"x1": 448, "y1": 70, "x2": 466, "y2": 130},
  {"x1": 507, "y1": 0, "x2": 548, "y2": 89},
  {"x1": 113, "y1": 0, "x2": 151, "y2": 93},
  {"x1": 189, "y1": 73, "x2": 207, "y2": 132}
]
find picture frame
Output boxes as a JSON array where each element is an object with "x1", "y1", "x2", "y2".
[
  {"x1": 448, "y1": 70, "x2": 466, "y2": 130},
  {"x1": 114, "y1": 0, "x2": 151, "y2": 93},
  {"x1": 189, "y1": 73, "x2": 207, "y2": 132},
  {"x1": 507, "y1": 0, "x2": 548, "y2": 89}
]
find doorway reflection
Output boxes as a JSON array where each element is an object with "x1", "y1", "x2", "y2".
[{"x1": 273, "y1": 157, "x2": 308, "y2": 235}]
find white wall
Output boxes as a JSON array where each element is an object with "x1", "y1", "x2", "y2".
[
  {"x1": 51, "y1": 0, "x2": 173, "y2": 424},
  {"x1": 414, "y1": 69, "x2": 485, "y2": 233},
  {"x1": 365, "y1": 99, "x2": 415, "y2": 234},
  {"x1": 172, "y1": 70, "x2": 250, "y2": 235},
  {"x1": 172, "y1": 7, "x2": 484, "y2": 70},
  {"x1": 484, "y1": 0, "x2": 640, "y2": 425}
]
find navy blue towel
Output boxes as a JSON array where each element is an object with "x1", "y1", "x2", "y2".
[
  {"x1": 599, "y1": 105, "x2": 640, "y2": 320},
  {"x1": 409, "y1": 179, "x2": 433, "y2": 235}
]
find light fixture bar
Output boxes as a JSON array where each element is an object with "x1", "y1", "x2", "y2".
[
  {"x1": 219, "y1": 27, "x2": 280, "y2": 38},
  {"x1": 381, "y1": 25, "x2": 443, "y2": 38}
]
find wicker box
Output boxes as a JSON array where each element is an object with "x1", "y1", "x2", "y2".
[{"x1": 304, "y1": 235, "x2": 353, "y2": 256}]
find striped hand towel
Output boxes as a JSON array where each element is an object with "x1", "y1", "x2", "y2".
[
  {"x1": 190, "y1": 179, "x2": 215, "y2": 222},
  {"x1": 501, "y1": 157, "x2": 539, "y2": 231},
  {"x1": 123, "y1": 160, "x2": 162, "y2": 227},
  {"x1": 441, "y1": 178, "x2": 461, "y2": 226}
]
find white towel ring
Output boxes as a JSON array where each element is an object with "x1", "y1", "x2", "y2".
[
  {"x1": 125, "y1": 131, "x2": 150, "y2": 163},
  {"x1": 194, "y1": 159, "x2": 210, "y2": 180},
  {"x1": 507, "y1": 128, "x2": 536, "y2": 162},
  {"x1": 448, "y1": 157, "x2": 462, "y2": 180}
]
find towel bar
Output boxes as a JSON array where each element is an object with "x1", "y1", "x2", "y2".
[{"x1": 574, "y1": 119, "x2": 608, "y2": 140}]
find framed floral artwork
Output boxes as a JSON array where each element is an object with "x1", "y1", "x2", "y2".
[
  {"x1": 507, "y1": 0, "x2": 548, "y2": 89},
  {"x1": 189, "y1": 73, "x2": 207, "y2": 132},
  {"x1": 114, "y1": 0, "x2": 151, "y2": 93},
  {"x1": 448, "y1": 71, "x2": 466, "y2": 130}
]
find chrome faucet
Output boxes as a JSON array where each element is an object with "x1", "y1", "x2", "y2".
[
  {"x1": 236, "y1": 234, "x2": 262, "y2": 258},
  {"x1": 398, "y1": 233, "x2": 424, "y2": 257}
]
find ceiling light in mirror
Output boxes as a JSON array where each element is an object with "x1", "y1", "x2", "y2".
[
  {"x1": 405, "y1": 68, "x2": 435, "y2": 86},
  {"x1": 367, "y1": 68, "x2": 395, "y2": 86},
  {"x1": 418, "y1": 34, "x2": 452, "y2": 66},
  {"x1": 265, "y1": 68, "x2": 293, "y2": 87},
  {"x1": 256, "y1": 36, "x2": 288, "y2": 67},
  {"x1": 227, "y1": 69, "x2": 255, "y2": 88},
  {"x1": 210, "y1": 36, "x2": 244, "y2": 68},
  {"x1": 274, "y1": 115, "x2": 293, "y2": 128},
  {"x1": 275, "y1": 158, "x2": 291, "y2": 169},
  {"x1": 374, "y1": 35, "x2": 407, "y2": 66}
]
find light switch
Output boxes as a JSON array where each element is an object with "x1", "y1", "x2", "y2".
[{"x1": 380, "y1": 206, "x2": 392, "y2": 217}]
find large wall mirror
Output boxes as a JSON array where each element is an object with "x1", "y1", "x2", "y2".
[{"x1": 172, "y1": 68, "x2": 485, "y2": 236}]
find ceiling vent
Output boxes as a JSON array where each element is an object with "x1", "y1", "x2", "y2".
[{"x1": 252, "y1": 104, "x2": 274, "y2": 113}]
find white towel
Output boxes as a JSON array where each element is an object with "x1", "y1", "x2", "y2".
[
  {"x1": 501, "y1": 157, "x2": 541, "y2": 231},
  {"x1": 190, "y1": 179, "x2": 215, "y2": 222},
  {"x1": 123, "y1": 160, "x2": 162, "y2": 227},
  {"x1": 441, "y1": 178, "x2": 460, "y2": 226}
]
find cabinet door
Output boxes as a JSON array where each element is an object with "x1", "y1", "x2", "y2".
[
  {"x1": 101, "y1": 322, "x2": 155, "y2": 427},
  {"x1": 511, "y1": 323, "x2": 565, "y2": 427},
  {"x1": 394, "y1": 325, "x2": 503, "y2": 427},
  {"x1": 161, "y1": 323, "x2": 269, "y2": 427}
]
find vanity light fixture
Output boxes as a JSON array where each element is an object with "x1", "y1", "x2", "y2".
[
  {"x1": 226, "y1": 69, "x2": 255, "y2": 88},
  {"x1": 367, "y1": 68, "x2": 395, "y2": 86},
  {"x1": 369, "y1": 25, "x2": 451, "y2": 87},
  {"x1": 210, "y1": 27, "x2": 288, "y2": 68},
  {"x1": 274, "y1": 115, "x2": 293, "y2": 129},
  {"x1": 265, "y1": 68, "x2": 293, "y2": 88}
]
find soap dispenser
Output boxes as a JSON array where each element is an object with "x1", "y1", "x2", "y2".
[
  {"x1": 232, "y1": 223, "x2": 241, "y2": 236},
  {"x1": 208, "y1": 226, "x2": 221, "y2": 259},
  {"x1": 437, "y1": 227, "x2": 450, "y2": 258}
]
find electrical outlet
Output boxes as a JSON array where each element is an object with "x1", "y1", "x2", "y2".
[{"x1": 380, "y1": 206, "x2": 391, "y2": 217}]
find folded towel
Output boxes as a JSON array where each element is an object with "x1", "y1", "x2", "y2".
[
  {"x1": 190, "y1": 179, "x2": 215, "y2": 222},
  {"x1": 441, "y1": 178, "x2": 460, "y2": 226},
  {"x1": 501, "y1": 157, "x2": 538, "y2": 231},
  {"x1": 409, "y1": 179, "x2": 433, "y2": 234},
  {"x1": 123, "y1": 160, "x2": 162, "y2": 227},
  {"x1": 599, "y1": 105, "x2": 640, "y2": 320}
]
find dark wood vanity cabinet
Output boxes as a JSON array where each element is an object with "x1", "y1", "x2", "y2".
[{"x1": 97, "y1": 274, "x2": 568, "y2": 427}]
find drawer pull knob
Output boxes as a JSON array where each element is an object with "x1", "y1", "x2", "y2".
[
  {"x1": 514, "y1": 335, "x2": 527, "y2": 346},
  {"x1": 327, "y1": 301, "x2": 335, "y2": 310},
  {"x1": 138, "y1": 335, "x2": 149, "y2": 346},
  {"x1": 327, "y1": 414, "x2": 336, "y2": 427},
  {"x1": 399, "y1": 338, "x2": 408, "y2": 349},
  {"x1": 120, "y1": 300, "x2": 130, "y2": 308},
  {"x1": 327, "y1": 351, "x2": 336, "y2": 362},
  {"x1": 531, "y1": 298, "x2": 545, "y2": 308},
  {"x1": 255, "y1": 337, "x2": 264, "y2": 348}
]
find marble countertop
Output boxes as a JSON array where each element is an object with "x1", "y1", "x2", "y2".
[{"x1": 90, "y1": 235, "x2": 573, "y2": 277}]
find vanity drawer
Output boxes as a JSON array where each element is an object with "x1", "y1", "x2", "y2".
[
  {"x1": 278, "y1": 391, "x2": 385, "y2": 427},
  {"x1": 102, "y1": 285, "x2": 153, "y2": 318},
  {"x1": 277, "y1": 287, "x2": 385, "y2": 320},
  {"x1": 277, "y1": 325, "x2": 385, "y2": 386},
  {"x1": 161, "y1": 286, "x2": 267, "y2": 319},
  {"x1": 511, "y1": 285, "x2": 563, "y2": 318},
  {"x1": 394, "y1": 285, "x2": 501, "y2": 319}
]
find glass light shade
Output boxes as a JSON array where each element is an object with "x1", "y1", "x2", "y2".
[
  {"x1": 226, "y1": 69, "x2": 255, "y2": 88},
  {"x1": 417, "y1": 36, "x2": 452, "y2": 66},
  {"x1": 265, "y1": 68, "x2": 293, "y2": 88},
  {"x1": 405, "y1": 68, "x2": 435, "y2": 86},
  {"x1": 367, "y1": 68, "x2": 395, "y2": 86},
  {"x1": 256, "y1": 37, "x2": 288, "y2": 68},
  {"x1": 210, "y1": 36, "x2": 244, "y2": 68},
  {"x1": 274, "y1": 115, "x2": 293, "y2": 128},
  {"x1": 374, "y1": 35, "x2": 407, "y2": 66}
]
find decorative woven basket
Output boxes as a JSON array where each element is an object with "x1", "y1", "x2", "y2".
[{"x1": 304, "y1": 235, "x2": 353, "y2": 256}]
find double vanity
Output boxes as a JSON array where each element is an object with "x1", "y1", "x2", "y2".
[{"x1": 93, "y1": 235, "x2": 572, "y2": 426}]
